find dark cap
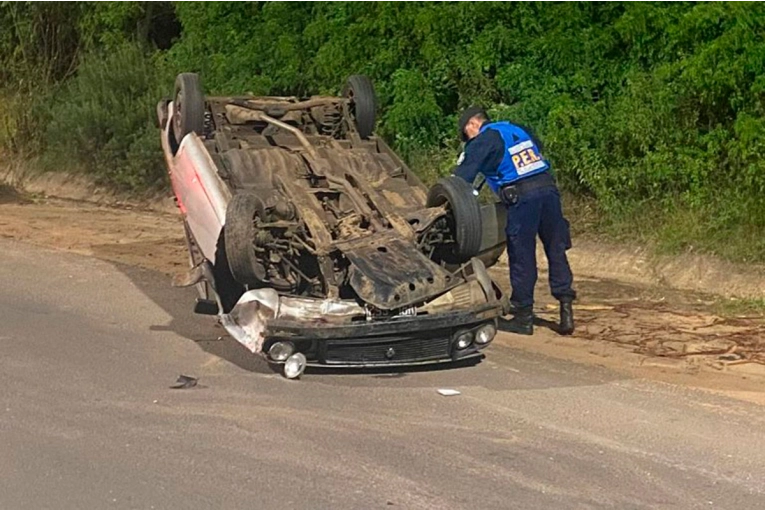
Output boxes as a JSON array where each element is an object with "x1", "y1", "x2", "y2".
[{"x1": 458, "y1": 106, "x2": 490, "y2": 141}]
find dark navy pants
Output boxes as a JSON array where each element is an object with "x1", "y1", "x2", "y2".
[{"x1": 504, "y1": 185, "x2": 576, "y2": 309}]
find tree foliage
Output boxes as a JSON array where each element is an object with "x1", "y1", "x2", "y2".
[
  {"x1": 1, "y1": 2, "x2": 764, "y2": 259},
  {"x1": 164, "y1": 3, "x2": 765, "y2": 207}
]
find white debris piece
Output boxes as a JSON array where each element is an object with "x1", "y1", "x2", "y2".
[{"x1": 437, "y1": 389, "x2": 461, "y2": 396}]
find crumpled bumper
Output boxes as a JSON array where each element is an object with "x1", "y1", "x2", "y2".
[
  {"x1": 217, "y1": 266, "x2": 503, "y2": 366},
  {"x1": 219, "y1": 288, "x2": 366, "y2": 354}
]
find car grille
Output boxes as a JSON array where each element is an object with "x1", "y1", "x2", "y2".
[{"x1": 323, "y1": 334, "x2": 451, "y2": 365}]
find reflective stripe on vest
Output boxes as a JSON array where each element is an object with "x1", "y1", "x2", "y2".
[{"x1": 479, "y1": 121, "x2": 549, "y2": 193}]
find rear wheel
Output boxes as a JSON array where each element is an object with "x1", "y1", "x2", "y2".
[
  {"x1": 224, "y1": 193, "x2": 268, "y2": 286},
  {"x1": 426, "y1": 176, "x2": 482, "y2": 263},
  {"x1": 173, "y1": 73, "x2": 205, "y2": 143},
  {"x1": 343, "y1": 75, "x2": 377, "y2": 139}
]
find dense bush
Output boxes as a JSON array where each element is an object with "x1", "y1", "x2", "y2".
[
  {"x1": 0, "y1": 2, "x2": 176, "y2": 188},
  {"x1": 0, "y1": 2, "x2": 763, "y2": 260},
  {"x1": 43, "y1": 43, "x2": 172, "y2": 189},
  {"x1": 0, "y1": 2, "x2": 85, "y2": 154}
]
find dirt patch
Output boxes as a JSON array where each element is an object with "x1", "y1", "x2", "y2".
[
  {"x1": 492, "y1": 238, "x2": 765, "y2": 300},
  {"x1": 1, "y1": 161, "x2": 177, "y2": 214},
  {"x1": 1, "y1": 193, "x2": 764, "y2": 403},
  {"x1": 0, "y1": 197, "x2": 186, "y2": 275},
  {"x1": 568, "y1": 238, "x2": 765, "y2": 300},
  {"x1": 487, "y1": 265, "x2": 765, "y2": 404}
]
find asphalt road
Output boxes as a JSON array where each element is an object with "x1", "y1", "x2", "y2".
[{"x1": 2, "y1": 239, "x2": 764, "y2": 510}]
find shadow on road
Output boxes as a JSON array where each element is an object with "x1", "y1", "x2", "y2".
[
  {"x1": 110, "y1": 261, "x2": 272, "y2": 374},
  {"x1": 305, "y1": 356, "x2": 484, "y2": 378}
]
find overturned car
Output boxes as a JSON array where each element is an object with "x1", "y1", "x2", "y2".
[{"x1": 157, "y1": 73, "x2": 509, "y2": 378}]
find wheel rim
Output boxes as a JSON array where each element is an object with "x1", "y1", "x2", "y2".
[
  {"x1": 347, "y1": 91, "x2": 357, "y2": 124},
  {"x1": 174, "y1": 91, "x2": 184, "y2": 138}
]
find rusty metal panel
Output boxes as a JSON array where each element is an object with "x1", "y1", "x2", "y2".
[
  {"x1": 221, "y1": 148, "x2": 304, "y2": 189},
  {"x1": 338, "y1": 233, "x2": 456, "y2": 310}
]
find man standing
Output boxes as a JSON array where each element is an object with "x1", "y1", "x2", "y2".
[{"x1": 453, "y1": 106, "x2": 576, "y2": 335}]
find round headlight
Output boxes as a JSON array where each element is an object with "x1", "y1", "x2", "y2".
[
  {"x1": 268, "y1": 341, "x2": 295, "y2": 362},
  {"x1": 283, "y1": 353, "x2": 307, "y2": 379},
  {"x1": 475, "y1": 323, "x2": 497, "y2": 345},
  {"x1": 456, "y1": 331, "x2": 473, "y2": 350}
]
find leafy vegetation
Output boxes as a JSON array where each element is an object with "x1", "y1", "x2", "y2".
[
  {"x1": 1, "y1": 2, "x2": 764, "y2": 262},
  {"x1": 43, "y1": 43, "x2": 172, "y2": 189}
]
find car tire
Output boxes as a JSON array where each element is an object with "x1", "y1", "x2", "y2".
[
  {"x1": 426, "y1": 176, "x2": 483, "y2": 263},
  {"x1": 173, "y1": 73, "x2": 205, "y2": 143},
  {"x1": 343, "y1": 75, "x2": 377, "y2": 139},
  {"x1": 224, "y1": 192, "x2": 268, "y2": 286}
]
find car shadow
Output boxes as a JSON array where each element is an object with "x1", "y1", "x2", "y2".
[
  {"x1": 112, "y1": 261, "x2": 273, "y2": 374},
  {"x1": 305, "y1": 356, "x2": 484, "y2": 378}
]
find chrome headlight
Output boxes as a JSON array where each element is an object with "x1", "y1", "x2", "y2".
[
  {"x1": 455, "y1": 331, "x2": 473, "y2": 350},
  {"x1": 475, "y1": 323, "x2": 497, "y2": 345},
  {"x1": 268, "y1": 341, "x2": 295, "y2": 362},
  {"x1": 283, "y1": 353, "x2": 307, "y2": 379}
]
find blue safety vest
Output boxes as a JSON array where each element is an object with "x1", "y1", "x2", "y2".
[{"x1": 480, "y1": 122, "x2": 550, "y2": 193}]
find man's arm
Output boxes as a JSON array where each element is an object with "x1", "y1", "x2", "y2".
[{"x1": 453, "y1": 129, "x2": 505, "y2": 184}]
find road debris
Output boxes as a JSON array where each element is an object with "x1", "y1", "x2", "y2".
[
  {"x1": 437, "y1": 389, "x2": 461, "y2": 396},
  {"x1": 170, "y1": 375, "x2": 198, "y2": 389}
]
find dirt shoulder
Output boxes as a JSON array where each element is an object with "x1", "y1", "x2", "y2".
[
  {"x1": 0, "y1": 188, "x2": 186, "y2": 275},
  {"x1": 1, "y1": 185, "x2": 764, "y2": 404}
]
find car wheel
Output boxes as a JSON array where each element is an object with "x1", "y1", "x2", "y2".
[
  {"x1": 224, "y1": 192, "x2": 268, "y2": 286},
  {"x1": 343, "y1": 75, "x2": 377, "y2": 139},
  {"x1": 172, "y1": 73, "x2": 205, "y2": 143},
  {"x1": 426, "y1": 176, "x2": 483, "y2": 263}
]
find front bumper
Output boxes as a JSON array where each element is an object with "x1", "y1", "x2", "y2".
[
  {"x1": 264, "y1": 305, "x2": 500, "y2": 367},
  {"x1": 213, "y1": 261, "x2": 505, "y2": 370}
]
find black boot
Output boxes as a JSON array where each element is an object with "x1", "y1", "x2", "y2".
[
  {"x1": 501, "y1": 306, "x2": 534, "y2": 336},
  {"x1": 559, "y1": 299, "x2": 574, "y2": 335}
]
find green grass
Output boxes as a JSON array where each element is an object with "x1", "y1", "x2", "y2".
[
  {"x1": 712, "y1": 297, "x2": 765, "y2": 318},
  {"x1": 562, "y1": 193, "x2": 765, "y2": 266}
]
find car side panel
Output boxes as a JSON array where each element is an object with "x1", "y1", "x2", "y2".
[{"x1": 161, "y1": 105, "x2": 231, "y2": 264}]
